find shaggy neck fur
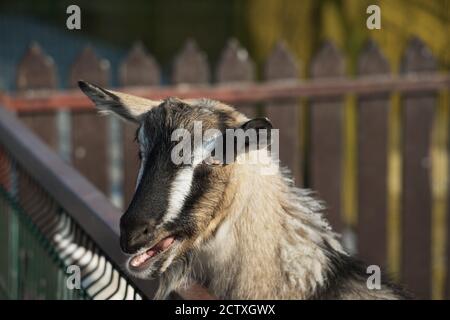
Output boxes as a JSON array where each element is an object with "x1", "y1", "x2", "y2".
[
  {"x1": 197, "y1": 158, "x2": 344, "y2": 299},
  {"x1": 156, "y1": 152, "x2": 406, "y2": 300}
]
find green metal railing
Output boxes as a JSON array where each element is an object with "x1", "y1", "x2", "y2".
[
  {"x1": 0, "y1": 106, "x2": 158, "y2": 299},
  {"x1": 0, "y1": 183, "x2": 89, "y2": 299}
]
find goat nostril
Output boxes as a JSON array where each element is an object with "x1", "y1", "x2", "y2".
[{"x1": 143, "y1": 227, "x2": 149, "y2": 235}]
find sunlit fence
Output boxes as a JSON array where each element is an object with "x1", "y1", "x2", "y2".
[{"x1": 0, "y1": 36, "x2": 449, "y2": 299}]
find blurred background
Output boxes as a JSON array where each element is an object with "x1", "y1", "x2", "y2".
[
  {"x1": 1, "y1": 0, "x2": 449, "y2": 87},
  {"x1": 0, "y1": 0, "x2": 449, "y2": 300}
]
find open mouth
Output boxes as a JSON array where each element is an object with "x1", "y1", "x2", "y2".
[{"x1": 129, "y1": 236, "x2": 176, "y2": 270}]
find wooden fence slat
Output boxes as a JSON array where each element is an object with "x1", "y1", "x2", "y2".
[
  {"x1": 216, "y1": 38, "x2": 257, "y2": 118},
  {"x1": 309, "y1": 41, "x2": 345, "y2": 232},
  {"x1": 16, "y1": 43, "x2": 58, "y2": 150},
  {"x1": 401, "y1": 37, "x2": 436, "y2": 299},
  {"x1": 172, "y1": 39, "x2": 210, "y2": 85},
  {"x1": 68, "y1": 46, "x2": 110, "y2": 88},
  {"x1": 447, "y1": 96, "x2": 450, "y2": 300},
  {"x1": 264, "y1": 41, "x2": 302, "y2": 186},
  {"x1": 16, "y1": 42, "x2": 57, "y2": 91},
  {"x1": 120, "y1": 42, "x2": 160, "y2": 208},
  {"x1": 356, "y1": 40, "x2": 390, "y2": 269},
  {"x1": 119, "y1": 42, "x2": 160, "y2": 87},
  {"x1": 69, "y1": 46, "x2": 110, "y2": 195},
  {"x1": 216, "y1": 38, "x2": 254, "y2": 83}
]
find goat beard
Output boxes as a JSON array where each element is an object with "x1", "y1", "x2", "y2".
[{"x1": 153, "y1": 251, "x2": 195, "y2": 300}]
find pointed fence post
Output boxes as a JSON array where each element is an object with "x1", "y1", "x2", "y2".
[
  {"x1": 119, "y1": 42, "x2": 160, "y2": 87},
  {"x1": 16, "y1": 42, "x2": 58, "y2": 149},
  {"x1": 264, "y1": 41, "x2": 302, "y2": 186},
  {"x1": 172, "y1": 39, "x2": 210, "y2": 85},
  {"x1": 356, "y1": 40, "x2": 390, "y2": 271},
  {"x1": 400, "y1": 37, "x2": 437, "y2": 299},
  {"x1": 309, "y1": 41, "x2": 346, "y2": 233},
  {"x1": 216, "y1": 38, "x2": 257, "y2": 117},
  {"x1": 69, "y1": 46, "x2": 111, "y2": 196}
]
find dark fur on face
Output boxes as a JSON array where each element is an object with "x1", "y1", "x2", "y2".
[
  {"x1": 119, "y1": 98, "x2": 247, "y2": 278},
  {"x1": 78, "y1": 80, "x2": 271, "y2": 280}
]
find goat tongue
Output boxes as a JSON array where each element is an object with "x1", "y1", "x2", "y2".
[
  {"x1": 155, "y1": 236, "x2": 175, "y2": 251},
  {"x1": 130, "y1": 250, "x2": 155, "y2": 267},
  {"x1": 129, "y1": 236, "x2": 175, "y2": 268}
]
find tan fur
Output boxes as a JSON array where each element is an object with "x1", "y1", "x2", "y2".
[
  {"x1": 175, "y1": 154, "x2": 404, "y2": 299},
  {"x1": 186, "y1": 157, "x2": 326, "y2": 298},
  {"x1": 109, "y1": 89, "x2": 162, "y2": 117}
]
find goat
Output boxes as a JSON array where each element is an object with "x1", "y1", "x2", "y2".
[{"x1": 79, "y1": 80, "x2": 410, "y2": 300}]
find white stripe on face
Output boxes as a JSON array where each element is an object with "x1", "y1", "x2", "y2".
[
  {"x1": 136, "y1": 122, "x2": 197, "y2": 226},
  {"x1": 161, "y1": 138, "x2": 219, "y2": 224},
  {"x1": 136, "y1": 161, "x2": 145, "y2": 190},
  {"x1": 162, "y1": 167, "x2": 195, "y2": 224},
  {"x1": 136, "y1": 124, "x2": 148, "y2": 189},
  {"x1": 138, "y1": 124, "x2": 215, "y2": 226}
]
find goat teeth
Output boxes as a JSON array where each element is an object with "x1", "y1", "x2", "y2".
[
  {"x1": 130, "y1": 251, "x2": 152, "y2": 267},
  {"x1": 129, "y1": 236, "x2": 176, "y2": 268}
]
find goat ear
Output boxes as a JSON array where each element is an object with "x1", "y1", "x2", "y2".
[
  {"x1": 223, "y1": 117, "x2": 274, "y2": 163},
  {"x1": 241, "y1": 117, "x2": 274, "y2": 150},
  {"x1": 78, "y1": 80, "x2": 162, "y2": 122},
  {"x1": 240, "y1": 117, "x2": 273, "y2": 131}
]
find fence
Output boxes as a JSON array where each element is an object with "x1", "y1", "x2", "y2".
[
  {"x1": 0, "y1": 106, "x2": 161, "y2": 299},
  {"x1": 0, "y1": 36, "x2": 449, "y2": 299}
]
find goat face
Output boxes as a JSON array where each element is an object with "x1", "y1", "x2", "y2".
[{"x1": 79, "y1": 81, "x2": 273, "y2": 279}]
